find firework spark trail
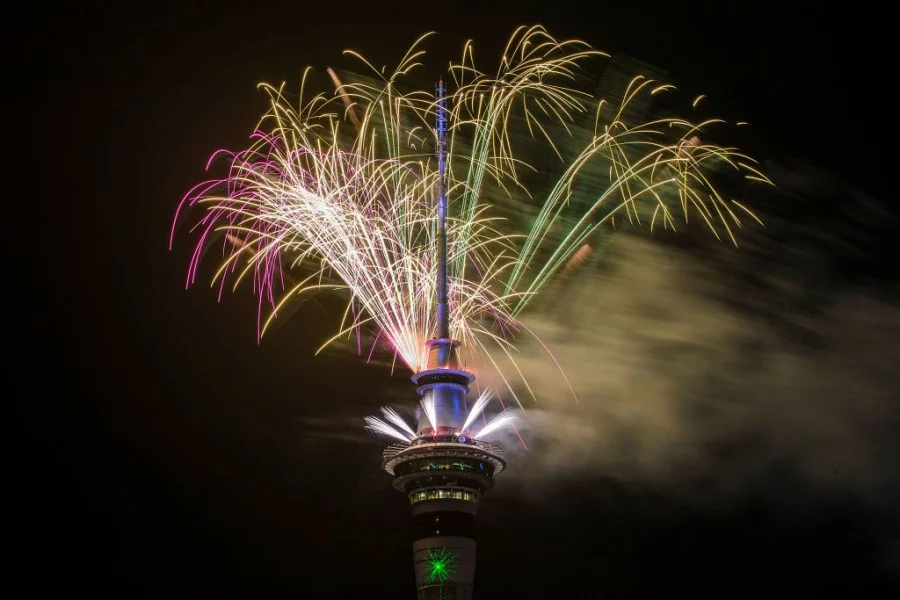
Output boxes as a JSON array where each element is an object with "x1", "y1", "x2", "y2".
[
  {"x1": 363, "y1": 413, "x2": 414, "y2": 444},
  {"x1": 475, "y1": 411, "x2": 518, "y2": 439},
  {"x1": 419, "y1": 396, "x2": 438, "y2": 432},
  {"x1": 172, "y1": 24, "x2": 771, "y2": 411},
  {"x1": 461, "y1": 390, "x2": 493, "y2": 432},
  {"x1": 363, "y1": 392, "x2": 517, "y2": 445},
  {"x1": 383, "y1": 406, "x2": 417, "y2": 439}
]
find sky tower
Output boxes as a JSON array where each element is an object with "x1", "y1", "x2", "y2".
[{"x1": 376, "y1": 81, "x2": 507, "y2": 600}]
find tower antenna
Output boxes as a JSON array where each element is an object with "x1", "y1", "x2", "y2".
[{"x1": 435, "y1": 79, "x2": 450, "y2": 344}]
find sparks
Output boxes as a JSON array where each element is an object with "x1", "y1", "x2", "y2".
[
  {"x1": 172, "y1": 25, "x2": 771, "y2": 408},
  {"x1": 365, "y1": 389, "x2": 514, "y2": 445}
]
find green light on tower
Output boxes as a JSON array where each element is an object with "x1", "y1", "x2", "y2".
[{"x1": 424, "y1": 546, "x2": 457, "y2": 585}]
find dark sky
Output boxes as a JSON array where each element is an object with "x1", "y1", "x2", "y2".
[{"x1": 15, "y1": 1, "x2": 899, "y2": 597}]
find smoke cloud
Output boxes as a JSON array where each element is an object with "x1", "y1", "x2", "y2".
[{"x1": 489, "y1": 233, "x2": 899, "y2": 515}]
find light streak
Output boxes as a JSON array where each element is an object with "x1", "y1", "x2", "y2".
[
  {"x1": 364, "y1": 413, "x2": 415, "y2": 443},
  {"x1": 420, "y1": 396, "x2": 438, "y2": 432},
  {"x1": 461, "y1": 389, "x2": 493, "y2": 433},
  {"x1": 383, "y1": 406, "x2": 417, "y2": 438},
  {"x1": 474, "y1": 411, "x2": 517, "y2": 439}
]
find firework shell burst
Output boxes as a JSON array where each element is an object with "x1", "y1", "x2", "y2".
[{"x1": 171, "y1": 25, "x2": 771, "y2": 408}]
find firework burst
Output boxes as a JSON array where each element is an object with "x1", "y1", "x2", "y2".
[
  {"x1": 364, "y1": 389, "x2": 515, "y2": 444},
  {"x1": 171, "y1": 25, "x2": 771, "y2": 407}
]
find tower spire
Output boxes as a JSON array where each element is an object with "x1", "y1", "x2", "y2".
[
  {"x1": 426, "y1": 79, "x2": 458, "y2": 371},
  {"x1": 416, "y1": 81, "x2": 469, "y2": 434},
  {"x1": 435, "y1": 79, "x2": 450, "y2": 344}
]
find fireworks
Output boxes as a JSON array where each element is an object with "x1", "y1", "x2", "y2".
[
  {"x1": 364, "y1": 389, "x2": 514, "y2": 443},
  {"x1": 171, "y1": 25, "x2": 771, "y2": 407}
]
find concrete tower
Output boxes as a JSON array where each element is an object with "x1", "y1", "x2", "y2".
[{"x1": 378, "y1": 81, "x2": 506, "y2": 600}]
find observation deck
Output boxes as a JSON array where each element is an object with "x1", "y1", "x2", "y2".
[
  {"x1": 383, "y1": 434, "x2": 505, "y2": 510},
  {"x1": 382, "y1": 435, "x2": 506, "y2": 475}
]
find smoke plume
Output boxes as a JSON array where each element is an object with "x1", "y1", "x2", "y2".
[{"x1": 486, "y1": 162, "x2": 900, "y2": 522}]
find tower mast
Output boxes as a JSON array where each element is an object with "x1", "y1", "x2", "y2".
[
  {"x1": 435, "y1": 79, "x2": 450, "y2": 345},
  {"x1": 428, "y1": 80, "x2": 457, "y2": 371}
]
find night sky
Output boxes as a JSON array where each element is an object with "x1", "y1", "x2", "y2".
[{"x1": 16, "y1": 1, "x2": 899, "y2": 597}]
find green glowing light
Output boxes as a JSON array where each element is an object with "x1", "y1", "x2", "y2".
[{"x1": 424, "y1": 546, "x2": 457, "y2": 585}]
